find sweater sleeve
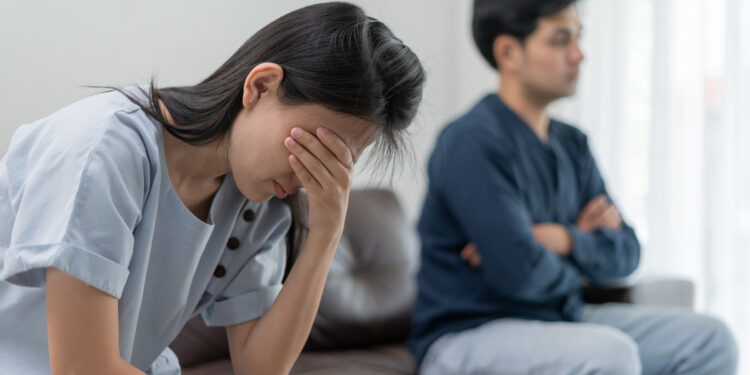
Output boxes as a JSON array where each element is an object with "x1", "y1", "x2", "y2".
[
  {"x1": 431, "y1": 130, "x2": 582, "y2": 303},
  {"x1": 567, "y1": 135, "x2": 640, "y2": 285}
]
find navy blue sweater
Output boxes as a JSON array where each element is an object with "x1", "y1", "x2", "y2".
[{"x1": 409, "y1": 94, "x2": 640, "y2": 364}]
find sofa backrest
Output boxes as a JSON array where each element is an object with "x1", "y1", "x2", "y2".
[{"x1": 300, "y1": 189, "x2": 419, "y2": 350}]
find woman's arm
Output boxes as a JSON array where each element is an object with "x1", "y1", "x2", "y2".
[
  {"x1": 226, "y1": 232, "x2": 338, "y2": 374},
  {"x1": 46, "y1": 267, "x2": 145, "y2": 375},
  {"x1": 226, "y1": 127, "x2": 353, "y2": 375}
]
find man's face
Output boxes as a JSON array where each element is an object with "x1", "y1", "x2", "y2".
[{"x1": 517, "y1": 4, "x2": 584, "y2": 101}]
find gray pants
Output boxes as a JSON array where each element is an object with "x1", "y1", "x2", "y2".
[{"x1": 420, "y1": 304, "x2": 738, "y2": 375}]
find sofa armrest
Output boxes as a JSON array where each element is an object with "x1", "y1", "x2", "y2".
[{"x1": 582, "y1": 276, "x2": 695, "y2": 309}]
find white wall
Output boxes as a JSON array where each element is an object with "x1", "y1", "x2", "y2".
[{"x1": 0, "y1": 0, "x2": 497, "y2": 221}]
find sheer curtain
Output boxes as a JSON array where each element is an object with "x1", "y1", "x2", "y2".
[{"x1": 550, "y1": 0, "x2": 749, "y2": 371}]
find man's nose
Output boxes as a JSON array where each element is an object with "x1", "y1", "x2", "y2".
[{"x1": 571, "y1": 41, "x2": 585, "y2": 63}]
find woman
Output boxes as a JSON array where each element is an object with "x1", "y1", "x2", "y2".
[{"x1": 0, "y1": 2, "x2": 424, "y2": 374}]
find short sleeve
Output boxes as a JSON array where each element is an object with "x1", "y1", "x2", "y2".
[
  {"x1": 201, "y1": 208, "x2": 290, "y2": 327},
  {"x1": 1, "y1": 113, "x2": 148, "y2": 299}
]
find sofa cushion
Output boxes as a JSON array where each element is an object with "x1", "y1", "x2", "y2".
[
  {"x1": 182, "y1": 345, "x2": 416, "y2": 375},
  {"x1": 298, "y1": 189, "x2": 419, "y2": 349},
  {"x1": 169, "y1": 315, "x2": 229, "y2": 368},
  {"x1": 292, "y1": 344, "x2": 416, "y2": 374}
]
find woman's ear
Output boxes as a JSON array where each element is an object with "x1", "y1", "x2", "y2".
[{"x1": 242, "y1": 63, "x2": 285, "y2": 109}]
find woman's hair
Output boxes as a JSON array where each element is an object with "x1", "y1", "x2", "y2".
[
  {"x1": 112, "y1": 2, "x2": 425, "y2": 273},
  {"x1": 472, "y1": 0, "x2": 577, "y2": 69},
  {"x1": 117, "y1": 1, "x2": 424, "y2": 172}
]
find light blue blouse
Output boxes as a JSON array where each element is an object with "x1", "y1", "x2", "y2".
[{"x1": 0, "y1": 88, "x2": 291, "y2": 373}]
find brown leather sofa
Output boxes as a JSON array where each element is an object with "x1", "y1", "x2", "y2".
[{"x1": 169, "y1": 189, "x2": 694, "y2": 374}]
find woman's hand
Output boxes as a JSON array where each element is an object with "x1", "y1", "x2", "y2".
[
  {"x1": 284, "y1": 126, "x2": 353, "y2": 240},
  {"x1": 229, "y1": 127, "x2": 353, "y2": 374}
]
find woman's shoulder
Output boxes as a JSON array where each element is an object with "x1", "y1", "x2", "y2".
[
  {"x1": 12, "y1": 88, "x2": 159, "y2": 162},
  {"x1": 4, "y1": 88, "x2": 163, "y2": 201},
  {"x1": 44, "y1": 87, "x2": 157, "y2": 143}
]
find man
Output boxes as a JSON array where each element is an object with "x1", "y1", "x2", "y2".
[{"x1": 410, "y1": 1, "x2": 738, "y2": 374}]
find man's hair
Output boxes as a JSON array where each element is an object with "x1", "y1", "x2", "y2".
[{"x1": 472, "y1": 0, "x2": 578, "y2": 69}]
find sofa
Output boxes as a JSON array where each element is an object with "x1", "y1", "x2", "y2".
[{"x1": 169, "y1": 189, "x2": 695, "y2": 374}]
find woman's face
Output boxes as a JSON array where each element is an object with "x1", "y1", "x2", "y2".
[{"x1": 228, "y1": 93, "x2": 378, "y2": 203}]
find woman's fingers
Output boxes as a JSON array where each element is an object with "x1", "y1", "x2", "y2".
[
  {"x1": 289, "y1": 127, "x2": 350, "y2": 179},
  {"x1": 316, "y1": 127, "x2": 354, "y2": 169},
  {"x1": 288, "y1": 154, "x2": 322, "y2": 190},
  {"x1": 284, "y1": 127, "x2": 354, "y2": 237},
  {"x1": 284, "y1": 135, "x2": 333, "y2": 187}
]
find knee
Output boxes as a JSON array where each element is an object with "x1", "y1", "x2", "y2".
[
  {"x1": 577, "y1": 327, "x2": 641, "y2": 375},
  {"x1": 691, "y1": 315, "x2": 739, "y2": 372}
]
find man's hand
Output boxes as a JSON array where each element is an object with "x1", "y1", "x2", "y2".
[
  {"x1": 459, "y1": 222, "x2": 574, "y2": 268},
  {"x1": 532, "y1": 224, "x2": 573, "y2": 256},
  {"x1": 460, "y1": 195, "x2": 625, "y2": 268},
  {"x1": 460, "y1": 243, "x2": 482, "y2": 268},
  {"x1": 576, "y1": 195, "x2": 622, "y2": 232}
]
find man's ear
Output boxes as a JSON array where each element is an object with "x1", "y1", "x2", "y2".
[
  {"x1": 242, "y1": 62, "x2": 285, "y2": 109},
  {"x1": 492, "y1": 35, "x2": 522, "y2": 74}
]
